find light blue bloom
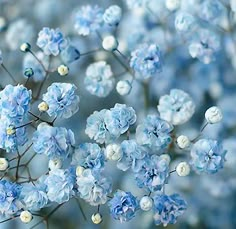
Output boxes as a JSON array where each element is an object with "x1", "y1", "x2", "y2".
[
  {"x1": 72, "y1": 143, "x2": 105, "y2": 170},
  {"x1": 44, "y1": 168, "x2": 76, "y2": 204},
  {"x1": 77, "y1": 169, "x2": 112, "y2": 206},
  {"x1": 0, "y1": 180, "x2": 23, "y2": 217},
  {"x1": 85, "y1": 109, "x2": 115, "y2": 144},
  {"x1": 105, "y1": 103, "x2": 136, "y2": 137},
  {"x1": 153, "y1": 193, "x2": 187, "y2": 226},
  {"x1": 0, "y1": 118, "x2": 28, "y2": 153},
  {"x1": 188, "y1": 29, "x2": 220, "y2": 64},
  {"x1": 103, "y1": 5, "x2": 122, "y2": 26},
  {"x1": 23, "y1": 51, "x2": 49, "y2": 82},
  {"x1": 42, "y1": 82, "x2": 80, "y2": 119},
  {"x1": 0, "y1": 84, "x2": 31, "y2": 122},
  {"x1": 130, "y1": 44, "x2": 162, "y2": 79},
  {"x1": 190, "y1": 139, "x2": 227, "y2": 174},
  {"x1": 136, "y1": 115, "x2": 173, "y2": 151},
  {"x1": 108, "y1": 190, "x2": 139, "y2": 222},
  {"x1": 84, "y1": 61, "x2": 115, "y2": 97},
  {"x1": 135, "y1": 155, "x2": 169, "y2": 192},
  {"x1": 175, "y1": 11, "x2": 195, "y2": 32},
  {"x1": 158, "y1": 89, "x2": 195, "y2": 125},
  {"x1": 32, "y1": 123, "x2": 75, "y2": 160},
  {"x1": 36, "y1": 27, "x2": 68, "y2": 56},
  {"x1": 117, "y1": 140, "x2": 147, "y2": 172},
  {"x1": 21, "y1": 177, "x2": 48, "y2": 211},
  {"x1": 60, "y1": 45, "x2": 80, "y2": 64},
  {"x1": 199, "y1": 0, "x2": 224, "y2": 23},
  {"x1": 126, "y1": 0, "x2": 148, "y2": 9},
  {"x1": 74, "y1": 5, "x2": 103, "y2": 36}
]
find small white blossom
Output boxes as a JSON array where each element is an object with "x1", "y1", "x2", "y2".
[
  {"x1": 116, "y1": 80, "x2": 132, "y2": 96},
  {"x1": 48, "y1": 159, "x2": 62, "y2": 170},
  {"x1": 102, "y1": 36, "x2": 118, "y2": 51},
  {"x1": 0, "y1": 158, "x2": 8, "y2": 171},
  {"x1": 177, "y1": 135, "x2": 190, "y2": 149},
  {"x1": 140, "y1": 196, "x2": 153, "y2": 211},
  {"x1": 165, "y1": 0, "x2": 180, "y2": 11},
  {"x1": 205, "y1": 106, "x2": 223, "y2": 124},
  {"x1": 20, "y1": 211, "x2": 33, "y2": 223},
  {"x1": 105, "y1": 144, "x2": 121, "y2": 161},
  {"x1": 91, "y1": 213, "x2": 102, "y2": 224},
  {"x1": 38, "y1": 101, "x2": 49, "y2": 112},
  {"x1": 20, "y1": 42, "x2": 31, "y2": 52},
  {"x1": 176, "y1": 162, "x2": 190, "y2": 176},
  {"x1": 58, "y1": 65, "x2": 69, "y2": 76}
]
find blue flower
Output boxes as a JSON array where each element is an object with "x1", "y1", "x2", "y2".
[
  {"x1": 0, "y1": 118, "x2": 28, "y2": 153},
  {"x1": 21, "y1": 177, "x2": 48, "y2": 211},
  {"x1": 72, "y1": 143, "x2": 105, "y2": 170},
  {"x1": 74, "y1": 5, "x2": 103, "y2": 36},
  {"x1": 136, "y1": 115, "x2": 173, "y2": 151},
  {"x1": 23, "y1": 51, "x2": 49, "y2": 82},
  {"x1": 130, "y1": 44, "x2": 162, "y2": 79},
  {"x1": 0, "y1": 180, "x2": 23, "y2": 217},
  {"x1": 36, "y1": 27, "x2": 68, "y2": 56},
  {"x1": 105, "y1": 103, "x2": 136, "y2": 137},
  {"x1": 190, "y1": 139, "x2": 227, "y2": 174},
  {"x1": 108, "y1": 190, "x2": 139, "y2": 222},
  {"x1": 77, "y1": 169, "x2": 112, "y2": 206},
  {"x1": 158, "y1": 89, "x2": 195, "y2": 125},
  {"x1": 32, "y1": 123, "x2": 75, "y2": 160},
  {"x1": 85, "y1": 109, "x2": 115, "y2": 144},
  {"x1": 0, "y1": 84, "x2": 31, "y2": 122},
  {"x1": 44, "y1": 168, "x2": 76, "y2": 204},
  {"x1": 103, "y1": 5, "x2": 122, "y2": 26},
  {"x1": 135, "y1": 155, "x2": 169, "y2": 192},
  {"x1": 117, "y1": 140, "x2": 147, "y2": 172},
  {"x1": 188, "y1": 29, "x2": 220, "y2": 64},
  {"x1": 42, "y1": 82, "x2": 80, "y2": 119},
  {"x1": 60, "y1": 45, "x2": 80, "y2": 64},
  {"x1": 153, "y1": 193, "x2": 187, "y2": 226},
  {"x1": 84, "y1": 61, "x2": 115, "y2": 97}
]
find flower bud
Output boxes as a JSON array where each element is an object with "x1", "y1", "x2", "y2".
[
  {"x1": 176, "y1": 162, "x2": 190, "y2": 176},
  {"x1": 91, "y1": 213, "x2": 102, "y2": 224},
  {"x1": 58, "y1": 65, "x2": 69, "y2": 76},
  {"x1": 20, "y1": 42, "x2": 31, "y2": 52},
  {"x1": 102, "y1": 36, "x2": 118, "y2": 51},
  {"x1": 48, "y1": 159, "x2": 62, "y2": 170},
  {"x1": 116, "y1": 80, "x2": 132, "y2": 96},
  {"x1": 38, "y1": 101, "x2": 49, "y2": 112},
  {"x1": 177, "y1": 135, "x2": 190, "y2": 149},
  {"x1": 205, "y1": 106, "x2": 223, "y2": 124},
  {"x1": 20, "y1": 210, "x2": 32, "y2": 223},
  {"x1": 140, "y1": 196, "x2": 153, "y2": 211},
  {"x1": 24, "y1": 68, "x2": 34, "y2": 78},
  {"x1": 165, "y1": 0, "x2": 180, "y2": 11},
  {"x1": 105, "y1": 144, "x2": 121, "y2": 161},
  {"x1": 0, "y1": 158, "x2": 8, "y2": 171},
  {"x1": 76, "y1": 166, "x2": 85, "y2": 177}
]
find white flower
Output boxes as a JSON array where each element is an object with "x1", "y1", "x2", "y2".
[
  {"x1": 0, "y1": 158, "x2": 8, "y2": 171},
  {"x1": 102, "y1": 36, "x2": 118, "y2": 51},
  {"x1": 205, "y1": 106, "x2": 223, "y2": 124},
  {"x1": 49, "y1": 159, "x2": 62, "y2": 170},
  {"x1": 140, "y1": 196, "x2": 153, "y2": 211},
  {"x1": 105, "y1": 144, "x2": 121, "y2": 161},
  {"x1": 165, "y1": 0, "x2": 180, "y2": 11},
  {"x1": 58, "y1": 65, "x2": 69, "y2": 76},
  {"x1": 91, "y1": 213, "x2": 102, "y2": 224},
  {"x1": 176, "y1": 162, "x2": 190, "y2": 176},
  {"x1": 116, "y1": 80, "x2": 132, "y2": 96},
  {"x1": 38, "y1": 101, "x2": 49, "y2": 112},
  {"x1": 177, "y1": 135, "x2": 190, "y2": 149},
  {"x1": 20, "y1": 211, "x2": 33, "y2": 223}
]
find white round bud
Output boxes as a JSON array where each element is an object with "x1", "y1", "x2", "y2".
[
  {"x1": 165, "y1": 0, "x2": 180, "y2": 11},
  {"x1": 177, "y1": 135, "x2": 190, "y2": 149},
  {"x1": 6, "y1": 126, "x2": 16, "y2": 135},
  {"x1": 102, "y1": 36, "x2": 118, "y2": 51},
  {"x1": 48, "y1": 159, "x2": 62, "y2": 170},
  {"x1": 38, "y1": 101, "x2": 49, "y2": 112},
  {"x1": 116, "y1": 80, "x2": 132, "y2": 96},
  {"x1": 105, "y1": 144, "x2": 121, "y2": 161},
  {"x1": 20, "y1": 43, "x2": 31, "y2": 52},
  {"x1": 140, "y1": 196, "x2": 153, "y2": 211},
  {"x1": 160, "y1": 154, "x2": 171, "y2": 164},
  {"x1": 76, "y1": 166, "x2": 85, "y2": 177},
  {"x1": 57, "y1": 65, "x2": 69, "y2": 76},
  {"x1": 20, "y1": 211, "x2": 32, "y2": 223},
  {"x1": 0, "y1": 158, "x2": 8, "y2": 171},
  {"x1": 0, "y1": 17, "x2": 6, "y2": 30},
  {"x1": 176, "y1": 162, "x2": 190, "y2": 176},
  {"x1": 205, "y1": 106, "x2": 223, "y2": 124},
  {"x1": 91, "y1": 213, "x2": 102, "y2": 224}
]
